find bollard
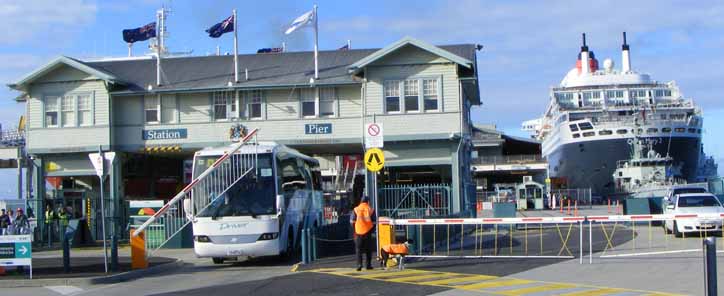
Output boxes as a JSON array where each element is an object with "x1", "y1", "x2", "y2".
[
  {"x1": 703, "y1": 237, "x2": 717, "y2": 296},
  {"x1": 301, "y1": 228, "x2": 308, "y2": 264},
  {"x1": 111, "y1": 235, "x2": 119, "y2": 271},
  {"x1": 567, "y1": 200, "x2": 571, "y2": 216},
  {"x1": 608, "y1": 199, "x2": 611, "y2": 213},
  {"x1": 62, "y1": 235, "x2": 70, "y2": 273},
  {"x1": 130, "y1": 229, "x2": 148, "y2": 269},
  {"x1": 559, "y1": 198, "x2": 564, "y2": 213}
]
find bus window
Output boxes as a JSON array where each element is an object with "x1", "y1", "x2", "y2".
[{"x1": 277, "y1": 154, "x2": 307, "y2": 198}]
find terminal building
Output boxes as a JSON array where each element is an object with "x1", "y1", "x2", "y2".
[{"x1": 8, "y1": 37, "x2": 482, "y2": 240}]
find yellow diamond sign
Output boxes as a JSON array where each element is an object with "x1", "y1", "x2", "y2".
[{"x1": 364, "y1": 148, "x2": 385, "y2": 172}]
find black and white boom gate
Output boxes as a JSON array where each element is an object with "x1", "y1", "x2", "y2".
[
  {"x1": 385, "y1": 216, "x2": 586, "y2": 262},
  {"x1": 132, "y1": 129, "x2": 259, "y2": 257}
]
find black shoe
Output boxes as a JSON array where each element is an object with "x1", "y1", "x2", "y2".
[
  {"x1": 356, "y1": 267, "x2": 362, "y2": 271},
  {"x1": 366, "y1": 266, "x2": 374, "y2": 270}
]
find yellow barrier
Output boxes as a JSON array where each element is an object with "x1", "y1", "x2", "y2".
[{"x1": 131, "y1": 229, "x2": 148, "y2": 269}]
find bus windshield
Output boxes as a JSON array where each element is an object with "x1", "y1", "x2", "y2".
[{"x1": 194, "y1": 153, "x2": 277, "y2": 217}]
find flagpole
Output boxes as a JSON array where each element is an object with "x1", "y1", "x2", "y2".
[
  {"x1": 233, "y1": 9, "x2": 239, "y2": 83},
  {"x1": 128, "y1": 43, "x2": 132, "y2": 57},
  {"x1": 156, "y1": 10, "x2": 161, "y2": 86},
  {"x1": 313, "y1": 4, "x2": 319, "y2": 80}
]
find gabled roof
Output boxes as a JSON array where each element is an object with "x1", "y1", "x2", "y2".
[
  {"x1": 8, "y1": 56, "x2": 121, "y2": 91},
  {"x1": 348, "y1": 36, "x2": 474, "y2": 74}
]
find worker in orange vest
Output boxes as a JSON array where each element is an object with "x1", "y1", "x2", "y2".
[
  {"x1": 379, "y1": 239, "x2": 413, "y2": 270},
  {"x1": 350, "y1": 196, "x2": 376, "y2": 271}
]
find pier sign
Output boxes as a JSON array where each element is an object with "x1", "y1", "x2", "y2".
[
  {"x1": 305, "y1": 123, "x2": 332, "y2": 134},
  {"x1": 143, "y1": 129, "x2": 188, "y2": 140}
]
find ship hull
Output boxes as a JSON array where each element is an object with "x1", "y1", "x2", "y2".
[{"x1": 546, "y1": 136, "x2": 700, "y2": 197}]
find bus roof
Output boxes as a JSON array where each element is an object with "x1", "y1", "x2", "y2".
[{"x1": 194, "y1": 142, "x2": 318, "y2": 164}]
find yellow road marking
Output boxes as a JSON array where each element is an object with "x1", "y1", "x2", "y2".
[
  {"x1": 557, "y1": 288, "x2": 627, "y2": 296},
  {"x1": 424, "y1": 274, "x2": 498, "y2": 286},
  {"x1": 496, "y1": 283, "x2": 578, "y2": 295},
  {"x1": 458, "y1": 279, "x2": 534, "y2": 290},
  {"x1": 356, "y1": 269, "x2": 428, "y2": 279},
  {"x1": 385, "y1": 272, "x2": 457, "y2": 283}
]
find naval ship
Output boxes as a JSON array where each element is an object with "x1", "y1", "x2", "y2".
[{"x1": 523, "y1": 33, "x2": 703, "y2": 197}]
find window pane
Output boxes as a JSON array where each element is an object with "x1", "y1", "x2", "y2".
[
  {"x1": 424, "y1": 96, "x2": 438, "y2": 111},
  {"x1": 214, "y1": 104, "x2": 227, "y2": 120},
  {"x1": 405, "y1": 96, "x2": 419, "y2": 111},
  {"x1": 384, "y1": 81, "x2": 400, "y2": 97},
  {"x1": 250, "y1": 104, "x2": 261, "y2": 119},
  {"x1": 144, "y1": 96, "x2": 159, "y2": 109},
  {"x1": 161, "y1": 95, "x2": 176, "y2": 123},
  {"x1": 62, "y1": 96, "x2": 74, "y2": 111},
  {"x1": 386, "y1": 97, "x2": 400, "y2": 112},
  {"x1": 320, "y1": 87, "x2": 335, "y2": 101},
  {"x1": 423, "y1": 79, "x2": 439, "y2": 111},
  {"x1": 404, "y1": 80, "x2": 419, "y2": 96},
  {"x1": 302, "y1": 101, "x2": 316, "y2": 117},
  {"x1": 46, "y1": 112, "x2": 58, "y2": 126},
  {"x1": 79, "y1": 110, "x2": 91, "y2": 126},
  {"x1": 214, "y1": 91, "x2": 231, "y2": 120},
  {"x1": 320, "y1": 100, "x2": 334, "y2": 116},
  {"x1": 145, "y1": 110, "x2": 158, "y2": 122},
  {"x1": 62, "y1": 111, "x2": 75, "y2": 127},
  {"x1": 300, "y1": 88, "x2": 315, "y2": 101},
  {"x1": 145, "y1": 96, "x2": 159, "y2": 122}
]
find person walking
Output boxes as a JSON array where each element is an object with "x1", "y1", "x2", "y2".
[
  {"x1": 350, "y1": 195, "x2": 376, "y2": 271},
  {"x1": 6, "y1": 209, "x2": 15, "y2": 235},
  {"x1": 14, "y1": 209, "x2": 29, "y2": 235},
  {"x1": 0, "y1": 209, "x2": 9, "y2": 235}
]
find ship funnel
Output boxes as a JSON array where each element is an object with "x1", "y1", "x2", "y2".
[
  {"x1": 622, "y1": 32, "x2": 631, "y2": 73},
  {"x1": 580, "y1": 33, "x2": 590, "y2": 75}
]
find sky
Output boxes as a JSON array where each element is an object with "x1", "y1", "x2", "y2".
[{"x1": 1, "y1": 0, "x2": 724, "y2": 198}]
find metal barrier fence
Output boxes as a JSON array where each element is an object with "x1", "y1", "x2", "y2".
[
  {"x1": 550, "y1": 188, "x2": 593, "y2": 208},
  {"x1": 378, "y1": 184, "x2": 452, "y2": 219},
  {"x1": 381, "y1": 213, "x2": 724, "y2": 265}
]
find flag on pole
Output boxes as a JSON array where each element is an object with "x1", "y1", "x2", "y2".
[
  {"x1": 257, "y1": 47, "x2": 283, "y2": 54},
  {"x1": 206, "y1": 15, "x2": 234, "y2": 38},
  {"x1": 122, "y1": 22, "x2": 157, "y2": 43},
  {"x1": 285, "y1": 10, "x2": 314, "y2": 35},
  {"x1": 338, "y1": 44, "x2": 349, "y2": 51}
]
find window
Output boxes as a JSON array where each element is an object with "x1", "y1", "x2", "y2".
[
  {"x1": 45, "y1": 96, "x2": 59, "y2": 127},
  {"x1": 582, "y1": 91, "x2": 601, "y2": 100},
  {"x1": 599, "y1": 130, "x2": 613, "y2": 135},
  {"x1": 384, "y1": 80, "x2": 401, "y2": 113},
  {"x1": 675, "y1": 127, "x2": 686, "y2": 133},
  {"x1": 404, "y1": 79, "x2": 419, "y2": 112},
  {"x1": 582, "y1": 131, "x2": 595, "y2": 137},
  {"x1": 213, "y1": 91, "x2": 235, "y2": 120},
  {"x1": 655, "y1": 89, "x2": 672, "y2": 97},
  {"x1": 78, "y1": 94, "x2": 92, "y2": 126},
  {"x1": 646, "y1": 128, "x2": 658, "y2": 134},
  {"x1": 572, "y1": 133, "x2": 580, "y2": 138},
  {"x1": 61, "y1": 95, "x2": 75, "y2": 127},
  {"x1": 300, "y1": 88, "x2": 316, "y2": 117},
  {"x1": 247, "y1": 90, "x2": 263, "y2": 119},
  {"x1": 319, "y1": 87, "x2": 336, "y2": 117},
  {"x1": 578, "y1": 122, "x2": 593, "y2": 130},
  {"x1": 629, "y1": 89, "x2": 647, "y2": 98},
  {"x1": 144, "y1": 96, "x2": 159, "y2": 123},
  {"x1": 670, "y1": 114, "x2": 685, "y2": 120},
  {"x1": 606, "y1": 90, "x2": 624, "y2": 98},
  {"x1": 423, "y1": 79, "x2": 439, "y2": 111},
  {"x1": 688, "y1": 128, "x2": 697, "y2": 133},
  {"x1": 161, "y1": 95, "x2": 177, "y2": 123},
  {"x1": 569, "y1": 124, "x2": 579, "y2": 132}
]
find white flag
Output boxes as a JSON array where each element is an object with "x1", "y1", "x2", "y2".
[{"x1": 285, "y1": 10, "x2": 314, "y2": 35}]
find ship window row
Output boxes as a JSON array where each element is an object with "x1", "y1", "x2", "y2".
[
  {"x1": 384, "y1": 78, "x2": 441, "y2": 114},
  {"x1": 572, "y1": 127, "x2": 700, "y2": 139}
]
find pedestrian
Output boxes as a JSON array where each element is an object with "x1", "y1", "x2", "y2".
[
  {"x1": 0, "y1": 209, "x2": 9, "y2": 235},
  {"x1": 7, "y1": 209, "x2": 14, "y2": 235},
  {"x1": 58, "y1": 207, "x2": 69, "y2": 240},
  {"x1": 14, "y1": 209, "x2": 29, "y2": 235},
  {"x1": 44, "y1": 204, "x2": 56, "y2": 243},
  {"x1": 350, "y1": 195, "x2": 376, "y2": 271}
]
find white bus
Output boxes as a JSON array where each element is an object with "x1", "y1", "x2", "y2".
[{"x1": 187, "y1": 142, "x2": 323, "y2": 263}]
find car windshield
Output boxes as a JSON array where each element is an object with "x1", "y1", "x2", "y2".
[
  {"x1": 677, "y1": 195, "x2": 722, "y2": 208},
  {"x1": 195, "y1": 153, "x2": 277, "y2": 217},
  {"x1": 673, "y1": 188, "x2": 707, "y2": 195}
]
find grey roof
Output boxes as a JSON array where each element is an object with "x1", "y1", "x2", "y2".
[{"x1": 81, "y1": 43, "x2": 476, "y2": 94}]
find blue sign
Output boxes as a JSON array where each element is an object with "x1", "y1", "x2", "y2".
[
  {"x1": 143, "y1": 129, "x2": 188, "y2": 140},
  {"x1": 305, "y1": 123, "x2": 332, "y2": 135}
]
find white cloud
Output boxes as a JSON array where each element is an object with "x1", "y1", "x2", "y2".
[{"x1": 0, "y1": 0, "x2": 97, "y2": 45}]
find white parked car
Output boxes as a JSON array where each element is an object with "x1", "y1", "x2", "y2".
[
  {"x1": 664, "y1": 193, "x2": 724, "y2": 237},
  {"x1": 663, "y1": 185, "x2": 708, "y2": 205}
]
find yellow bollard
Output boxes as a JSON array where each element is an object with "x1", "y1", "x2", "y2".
[{"x1": 131, "y1": 229, "x2": 149, "y2": 269}]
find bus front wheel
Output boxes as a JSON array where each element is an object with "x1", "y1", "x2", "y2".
[{"x1": 212, "y1": 257, "x2": 224, "y2": 264}]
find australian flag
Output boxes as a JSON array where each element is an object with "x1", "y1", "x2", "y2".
[
  {"x1": 206, "y1": 15, "x2": 234, "y2": 38},
  {"x1": 338, "y1": 44, "x2": 349, "y2": 51},
  {"x1": 257, "y1": 47, "x2": 283, "y2": 54},
  {"x1": 122, "y1": 22, "x2": 157, "y2": 43}
]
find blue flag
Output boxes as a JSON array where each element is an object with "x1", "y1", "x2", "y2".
[
  {"x1": 206, "y1": 15, "x2": 234, "y2": 38},
  {"x1": 257, "y1": 47, "x2": 283, "y2": 54},
  {"x1": 122, "y1": 22, "x2": 157, "y2": 43}
]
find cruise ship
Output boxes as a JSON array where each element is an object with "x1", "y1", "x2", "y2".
[{"x1": 523, "y1": 33, "x2": 703, "y2": 197}]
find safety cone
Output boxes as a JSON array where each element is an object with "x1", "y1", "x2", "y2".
[
  {"x1": 567, "y1": 199, "x2": 571, "y2": 216},
  {"x1": 574, "y1": 200, "x2": 578, "y2": 217},
  {"x1": 608, "y1": 198, "x2": 611, "y2": 213}
]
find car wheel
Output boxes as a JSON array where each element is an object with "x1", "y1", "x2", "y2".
[
  {"x1": 212, "y1": 257, "x2": 224, "y2": 264},
  {"x1": 673, "y1": 222, "x2": 682, "y2": 238}
]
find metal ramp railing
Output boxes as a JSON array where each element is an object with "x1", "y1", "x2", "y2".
[{"x1": 132, "y1": 129, "x2": 259, "y2": 257}]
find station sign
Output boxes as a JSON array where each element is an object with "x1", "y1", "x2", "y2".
[
  {"x1": 364, "y1": 123, "x2": 383, "y2": 149},
  {"x1": 0, "y1": 235, "x2": 32, "y2": 268},
  {"x1": 364, "y1": 148, "x2": 385, "y2": 172},
  {"x1": 305, "y1": 123, "x2": 332, "y2": 134},
  {"x1": 142, "y1": 128, "x2": 188, "y2": 140}
]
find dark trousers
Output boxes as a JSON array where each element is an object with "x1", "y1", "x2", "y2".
[
  {"x1": 354, "y1": 232, "x2": 373, "y2": 268},
  {"x1": 379, "y1": 249, "x2": 390, "y2": 267}
]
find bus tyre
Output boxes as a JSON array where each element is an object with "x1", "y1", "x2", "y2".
[{"x1": 212, "y1": 257, "x2": 224, "y2": 264}]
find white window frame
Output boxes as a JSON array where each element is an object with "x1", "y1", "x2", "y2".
[
  {"x1": 300, "y1": 88, "x2": 317, "y2": 118},
  {"x1": 44, "y1": 95, "x2": 60, "y2": 128},
  {"x1": 144, "y1": 95, "x2": 160, "y2": 124},
  {"x1": 403, "y1": 79, "x2": 421, "y2": 113},
  {"x1": 245, "y1": 90, "x2": 264, "y2": 120},
  {"x1": 77, "y1": 94, "x2": 92, "y2": 126},
  {"x1": 212, "y1": 90, "x2": 236, "y2": 121},
  {"x1": 61, "y1": 95, "x2": 76, "y2": 127},
  {"x1": 319, "y1": 87, "x2": 337, "y2": 117},
  {"x1": 384, "y1": 77, "x2": 442, "y2": 114},
  {"x1": 160, "y1": 94, "x2": 178, "y2": 124}
]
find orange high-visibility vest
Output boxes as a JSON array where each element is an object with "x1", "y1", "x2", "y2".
[
  {"x1": 353, "y1": 202, "x2": 374, "y2": 235},
  {"x1": 382, "y1": 243, "x2": 409, "y2": 255}
]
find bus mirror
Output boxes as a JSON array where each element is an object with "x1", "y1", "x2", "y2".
[{"x1": 276, "y1": 195, "x2": 285, "y2": 215}]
